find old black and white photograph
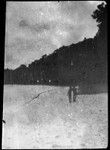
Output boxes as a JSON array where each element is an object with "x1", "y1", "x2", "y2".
[{"x1": 2, "y1": 1, "x2": 108, "y2": 149}]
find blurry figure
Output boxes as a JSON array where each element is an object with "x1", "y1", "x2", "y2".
[
  {"x1": 67, "y1": 85, "x2": 79, "y2": 103},
  {"x1": 72, "y1": 86, "x2": 79, "y2": 102},
  {"x1": 67, "y1": 86, "x2": 72, "y2": 103}
]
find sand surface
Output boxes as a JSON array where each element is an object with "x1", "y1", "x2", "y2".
[{"x1": 2, "y1": 85, "x2": 108, "y2": 149}]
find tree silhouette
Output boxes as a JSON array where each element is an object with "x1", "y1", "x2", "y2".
[
  {"x1": 4, "y1": 2, "x2": 107, "y2": 93},
  {"x1": 92, "y1": 2, "x2": 107, "y2": 38},
  {"x1": 92, "y1": 2, "x2": 107, "y2": 84}
]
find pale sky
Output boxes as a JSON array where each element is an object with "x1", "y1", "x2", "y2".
[{"x1": 5, "y1": 1, "x2": 105, "y2": 69}]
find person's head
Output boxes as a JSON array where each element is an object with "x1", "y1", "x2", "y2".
[
  {"x1": 75, "y1": 85, "x2": 79, "y2": 89},
  {"x1": 75, "y1": 86, "x2": 79, "y2": 92}
]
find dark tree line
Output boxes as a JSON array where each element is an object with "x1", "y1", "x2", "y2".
[{"x1": 4, "y1": 3, "x2": 107, "y2": 93}]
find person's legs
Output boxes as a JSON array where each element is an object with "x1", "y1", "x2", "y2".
[
  {"x1": 69, "y1": 94, "x2": 72, "y2": 103},
  {"x1": 68, "y1": 86, "x2": 72, "y2": 103},
  {"x1": 73, "y1": 94, "x2": 76, "y2": 102}
]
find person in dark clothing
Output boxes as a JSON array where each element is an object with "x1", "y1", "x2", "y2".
[
  {"x1": 73, "y1": 86, "x2": 79, "y2": 102},
  {"x1": 67, "y1": 85, "x2": 79, "y2": 103},
  {"x1": 67, "y1": 86, "x2": 72, "y2": 103}
]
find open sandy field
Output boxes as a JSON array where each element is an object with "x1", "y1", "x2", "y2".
[{"x1": 2, "y1": 85, "x2": 108, "y2": 149}]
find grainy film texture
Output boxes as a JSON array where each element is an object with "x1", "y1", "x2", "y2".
[{"x1": 3, "y1": 1, "x2": 107, "y2": 149}]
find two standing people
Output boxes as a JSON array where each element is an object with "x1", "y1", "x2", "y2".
[{"x1": 67, "y1": 85, "x2": 79, "y2": 103}]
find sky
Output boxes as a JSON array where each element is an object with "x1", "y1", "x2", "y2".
[{"x1": 5, "y1": 1, "x2": 105, "y2": 69}]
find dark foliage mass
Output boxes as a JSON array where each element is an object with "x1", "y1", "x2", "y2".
[{"x1": 4, "y1": 3, "x2": 107, "y2": 94}]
